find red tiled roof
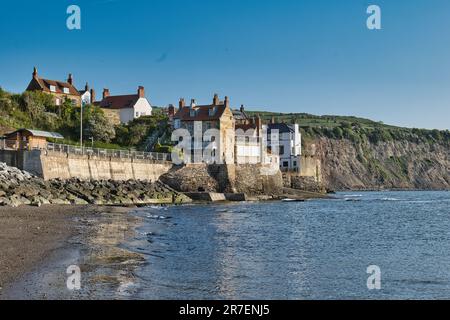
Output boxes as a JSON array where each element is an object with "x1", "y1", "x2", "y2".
[
  {"x1": 98, "y1": 94, "x2": 140, "y2": 110},
  {"x1": 174, "y1": 104, "x2": 227, "y2": 121},
  {"x1": 36, "y1": 78, "x2": 80, "y2": 96}
]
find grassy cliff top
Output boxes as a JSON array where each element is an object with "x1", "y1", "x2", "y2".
[{"x1": 244, "y1": 110, "x2": 450, "y2": 145}]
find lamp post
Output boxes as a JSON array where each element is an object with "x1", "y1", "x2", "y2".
[{"x1": 80, "y1": 101, "x2": 83, "y2": 153}]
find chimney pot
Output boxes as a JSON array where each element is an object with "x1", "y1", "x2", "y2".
[
  {"x1": 168, "y1": 104, "x2": 175, "y2": 116},
  {"x1": 213, "y1": 94, "x2": 219, "y2": 105},
  {"x1": 179, "y1": 98, "x2": 185, "y2": 110},
  {"x1": 90, "y1": 88, "x2": 96, "y2": 104},
  {"x1": 68, "y1": 73, "x2": 73, "y2": 85},
  {"x1": 32, "y1": 67, "x2": 38, "y2": 78},
  {"x1": 103, "y1": 88, "x2": 110, "y2": 99},
  {"x1": 224, "y1": 96, "x2": 230, "y2": 108},
  {"x1": 138, "y1": 86, "x2": 145, "y2": 98}
]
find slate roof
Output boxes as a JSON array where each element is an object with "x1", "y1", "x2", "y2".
[{"x1": 6, "y1": 129, "x2": 64, "y2": 139}]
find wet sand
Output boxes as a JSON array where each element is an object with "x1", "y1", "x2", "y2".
[{"x1": 0, "y1": 205, "x2": 144, "y2": 300}]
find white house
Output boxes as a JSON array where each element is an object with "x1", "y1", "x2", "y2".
[
  {"x1": 96, "y1": 86, "x2": 152, "y2": 125},
  {"x1": 263, "y1": 122, "x2": 302, "y2": 171},
  {"x1": 78, "y1": 83, "x2": 95, "y2": 106}
]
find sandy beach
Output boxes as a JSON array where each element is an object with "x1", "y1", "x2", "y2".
[{"x1": 0, "y1": 205, "x2": 144, "y2": 300}]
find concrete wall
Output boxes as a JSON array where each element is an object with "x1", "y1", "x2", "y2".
[
  {"x1": 7, "y1": 150, "x2": 171, "y2": 181},
  {"x1": 300, "y1": 154, "x2": 322, "y2": 183}
]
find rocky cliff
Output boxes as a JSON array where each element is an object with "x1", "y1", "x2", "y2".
[{"x1": 310, "y1": 137, "x2": 450, "y2": 191}]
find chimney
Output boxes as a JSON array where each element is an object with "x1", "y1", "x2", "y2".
[
  {"x1": 240, "y1": 104, "x2": 245, "y2": 112},
  {"x1": 32, "y1": 67, "x2": 38, "y2": 79},
  {"x1": 190, "y1": 99, "x2": 196, "y2": 109},
  {"x1": 168, "y1": 104, "x2": 175, "y2": 116},
  {"x1": 85, "y1": 82, "x2": 89, "y2": 91},
  {"x1": 138, "y1": 86, "x2": 145, "y2": 98},
  {"x1": 224, "y1": 96, "x2": 230, "y2": 108},
  {"x1": 179, "y1": 98, "x2": 185, "y2": 110},
  {"x1": 256, "y1": 114, "x2": 262, "y2": 136},
  {"x1": 103, "y1": 88, "x2": 110, "y2": 99},
  {"x1": 68, "y1": 73, "x2": 73, "y2": 85},
  {"x1": 90, "y1": 88, "x2": 96, "y2": 104},
  {"x1": 213, "y1": 94, "x2": 219, "y2": 106}
]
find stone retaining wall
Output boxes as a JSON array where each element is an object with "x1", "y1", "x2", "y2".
[{"x1": 1, "y1": 150, "x2": 172, "y2": 182}]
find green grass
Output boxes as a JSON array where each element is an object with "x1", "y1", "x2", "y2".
[{"x1": 245, "y1": 110, "x2": 450, "y2": 145}]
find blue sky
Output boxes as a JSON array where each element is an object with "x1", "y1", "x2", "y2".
[{"x1": 1, "y1": 0, "x2": 449, "y2": 129}]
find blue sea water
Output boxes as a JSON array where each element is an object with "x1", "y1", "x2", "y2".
[{"x1": 121, "y1": 191, "x2": 450, "y2": 299}]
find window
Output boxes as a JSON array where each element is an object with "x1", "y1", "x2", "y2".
[
  {"x1": 283, "y1": 161, "x2": 289, "y2": 167},
  {"x1": 293, "y1": 161, "x2": 297, "y2": 167},
  {"x1": 136, "y1": 112, "x2": 139, "y2": 117},
  {"x1": 279, "y1": 145, "x2": 285, "y2": 156},
  {"x1": 55, "y1": 98, "x2": 61, "y2": 106},
  {"x1": 49, "y1": 85, "x2": 56, "y2": 92},
  {"x1": 63, "y1": 87, "x2": 70, "y2": 94}
]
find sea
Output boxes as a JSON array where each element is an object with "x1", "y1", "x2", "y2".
[{"x1": 116, "y1": 191, "x2": 450, "y2": 299}]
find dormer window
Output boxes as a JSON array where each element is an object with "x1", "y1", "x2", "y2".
[
  {"x1": 190, "y1": 109, "x2": 196, "y2": 117},
  {"x1": 63, "y1": 87, "x2": 70, "y2": 94},
  {"x1": 209, "y1": 107, "x2": 217, "y2": 116},
  {"x1": 49, "y1": 85, "x2": 56, "y2": 92}
]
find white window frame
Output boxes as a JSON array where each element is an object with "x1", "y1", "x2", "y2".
[
  {"x1": 49, "y1": 85, "x2": 56, "y2": 92},
  {"x1": 63, "y1": 87, "x2": 70, "y2": 94}
]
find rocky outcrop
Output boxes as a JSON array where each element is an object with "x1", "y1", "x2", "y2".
[
  {"x1": 160, "y1": 163, "x2": 283, "y2": 196},
  {"x1": 312, "y1": 137, "x2": 450, "y2": 190},
  {"x1": 0, "y1": 162, "x2": 190, "y2": 207},
  {"x1": 283, "y1": 173, "x2": 325, "y2": 193}
]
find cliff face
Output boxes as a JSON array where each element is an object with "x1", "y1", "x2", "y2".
[{"x1": 311, "y1": 137, "x2": 450, "y2": 191}]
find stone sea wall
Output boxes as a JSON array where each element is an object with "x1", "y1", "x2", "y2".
[{"x1": 0, "y1": 150, "x2": 172, "y2": 182}]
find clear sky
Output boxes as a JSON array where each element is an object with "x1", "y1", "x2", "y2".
[{"x1": 1, "y1": 0, "x2": 449, "y2": 129}]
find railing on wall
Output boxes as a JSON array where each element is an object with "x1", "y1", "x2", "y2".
[{"x1": 0, "y1": 139, "x2": 171, "y2": 162}]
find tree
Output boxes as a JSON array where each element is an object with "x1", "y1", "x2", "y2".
[{"x1": 83, "y1": 105, "x2": 116, "y2": 143}]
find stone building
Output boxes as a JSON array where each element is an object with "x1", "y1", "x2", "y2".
[
  {"x1": 26, "y1": 67, "x2": 82, "y2": 107},
  {"x1": 173, "y1": 94, "x2": 235, "y2": 164},
  {"x1": 95, "y1": 86, "x2": 152, "y2": 125}
]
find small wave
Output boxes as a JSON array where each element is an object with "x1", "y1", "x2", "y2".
[
  {"x1": 146, "y1": 205, "x2": 165, "y2": 210},
  {"x1": 381, "y1": 197, "x2": 401, "y2": 201},
  {"x1": 146, "y1": 214, "x2": 169, "y2": 220},
  {"x1": 343, "y1": 194, "x2": 363, "y2": 197}
]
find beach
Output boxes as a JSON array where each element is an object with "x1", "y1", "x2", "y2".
[{"x1": 0, "y1": 205, "x2": 143, "y2": 299}]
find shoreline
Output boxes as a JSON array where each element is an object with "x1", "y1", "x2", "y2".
[{"x1": 0, "y1": 205, "x2": 143, "y2": 299}]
